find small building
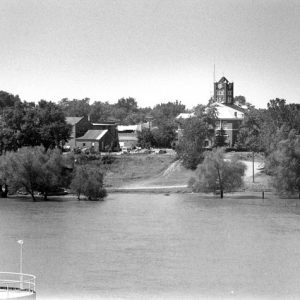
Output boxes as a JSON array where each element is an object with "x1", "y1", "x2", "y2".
[
  {"x1": 76, "y1": 129, "x2": 113, "y2": 152},
  {"x1": 65, "y1": 117, "x2": 119, "y2": 152},
  {"x1": 65, "y1": 116, "x2": 92, "y2": 149},
  {"x1": 91, "y1": 122, "x2": 119, "y2": 151},
  {"x1": 117, "y1": 125, "x2": 141, "y2": 149}
]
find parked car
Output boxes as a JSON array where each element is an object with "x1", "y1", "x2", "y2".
[
  {"x1": 121, "y1": 147, "x2": 129, "y2": 153},
  {"x1": 155, "y1": 149, "x2": 167, "y2": 154}
]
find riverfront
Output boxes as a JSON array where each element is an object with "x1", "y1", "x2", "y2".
[{"x1": 1, "y1": 193, "x2": 300, "y2": 299}]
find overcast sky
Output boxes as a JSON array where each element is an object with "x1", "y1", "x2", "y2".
[{"x1": 0, "y1": 0, "x2": 299, "y2": 108}]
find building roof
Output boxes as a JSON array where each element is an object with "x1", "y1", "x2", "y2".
[
  {"x1": 218, "y1": 76, "x2": 229, "y2": 84},
  {"x1": 176, "y1": 104, "x2": 244, "y2": 120},
  {"x1": 118, "y1": 134, "x2": 138, "y2": 141},
  {"x1": 76, "y1": 129, "x2": 108, "y2": 141},
  {"x1": 66, "y1": 116, "x2": 84, "y2": 126},
  {"x1": 118, "y1": 125, "x2": 139, "y2": 132},
  {"x1": 213, "y1": 103, "x2": 244, "y2": 119},
  {"x1": 92, "y1": 122, "x2": 117, "y2": 126},
  {"x1": 176, "y1": 113, "x2": 195, "y2": 119}
]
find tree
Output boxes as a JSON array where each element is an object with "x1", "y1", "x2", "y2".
[
  {"x1": 137, "y1": 128, "x2": 155, "y2": 149},
  {"x1": 70, "y1": 164, "x2": 107, "y2": 200},
  {"x1": 235, "y1": 107, "x2": 265, "y2": 152},
  {"x1": 189, "y1": 148, "x2": 246, "y2": 198},
  {"x1": 234, "y1": 95, "x2": 246, "y2": 106},
  {"x1": 0, "y1": 91, "x2": 21, "y2": 109},
  {"x1": 2, "y1": 147, "x2": 72, "y2": 201},
  {"x1": 90, "y1": 101, "x2": 113, "y2": 122},
  {"x1": 176, "y1": 105, "x2": 216, "y2": 169},
  {"x1": 152, "y1": 122, "x2": 177, "y2": 148},
  {"x1": 58, "y1": 98, "x2": 91, "y2": 117},
  {"x1": 1, "y1": 100, "x2": 71, "y2": 150},
  {"x1": 35, "y1": 100, "x2": 72, "y2": 149},
  {"x1": 267, "y1": 130, "x2": 300, "y2": 197},
  {"x1": 116, "y1": 97, "x2": 138, "y2": 113},
  {"x1": 152, "y1": 100, "x2": 185, "y2": 127}
]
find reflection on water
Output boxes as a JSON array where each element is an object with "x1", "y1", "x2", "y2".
[{"x1": 1, "y1": 194, "x2": 300, "y2": 299}]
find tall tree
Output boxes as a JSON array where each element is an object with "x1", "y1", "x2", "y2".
[
  {"x1": 58, "y1": 98, "x2": 91, "y2": 117},
  {"x1": 267, "y1": 130, "x2": 300, "y2": 197},
  {"x1": 116, "y1": 97, "x2": 138, "y2": 113},
  {"x1": 1, "y1": 100, "x2": 71, "y2": 150},
  {"x1": 152, "y1": 100, "x2": 185, "y2": 127},
  {"x1": 0, "y1": 91, "x2": 21, "y2": 109},
  {"x1": 176, "y1": 106, "x2": 216, "y2": 169}
]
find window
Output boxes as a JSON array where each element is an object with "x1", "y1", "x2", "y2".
[{"x1": 83, "y1": 143, "x2": 86, "y2": 146}]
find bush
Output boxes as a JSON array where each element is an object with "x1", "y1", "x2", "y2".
[{"x1": 70, "y1": 165, "x2": 107, "y2": 200}]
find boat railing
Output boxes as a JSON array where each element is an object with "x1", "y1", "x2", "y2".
[{"x1": 0, "y1": 272, "x2": 36, "y2": 294}]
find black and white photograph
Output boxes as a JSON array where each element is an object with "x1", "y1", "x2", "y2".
[{"x1": 0, "y1": 0, "x2": 299, "y2": 299}]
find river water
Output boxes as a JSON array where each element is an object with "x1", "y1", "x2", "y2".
[{"x1": 1, "y1": 193, "x2": 300, "y2": 299}]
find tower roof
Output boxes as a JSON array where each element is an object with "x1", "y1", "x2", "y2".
[{"x1": 218, "y1": 76, "x2": 229, "y2": 83}]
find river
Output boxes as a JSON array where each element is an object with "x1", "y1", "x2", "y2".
[{"x1": 1, "y1": 193, "x2": 300, "y2": 299}]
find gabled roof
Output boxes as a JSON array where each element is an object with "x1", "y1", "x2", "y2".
[
  {"x1": 66, "y1": 116, "x2": 85, "y2": 126},
  {"x1": 213, "y1": 103, "x2": 244, "y2": 119},
  {"x1": 218, "y1": 76, "x2": 229, "y2": 84},
  {"x1": 175, "y1": 104, "x2": 244, "y2": 121},
  {"x1": 224, "y1": 103, "x2": 246, "y2": 113},
  {"x1": 76, "y1": 129, "x2": 108, "y2": 141}
]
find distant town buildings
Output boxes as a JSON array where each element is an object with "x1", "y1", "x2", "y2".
[
  {"x1": 65, "y1": 117, "x2": 152, "y2": 152},
  {"x1": 65, "y1": 76, "x2": 244, "y2": 151}
]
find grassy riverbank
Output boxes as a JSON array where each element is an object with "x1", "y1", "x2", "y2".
[
  {"x1": 104, "y1": 151, "x2": 273, "y2": 193},
  {"x1": 103, "y1": 152, "x2": 177, "y2": 188}
]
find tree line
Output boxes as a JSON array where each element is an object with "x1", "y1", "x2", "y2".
[{"x1": 0, "y1": 89, "x2": 299, "y2": 199}]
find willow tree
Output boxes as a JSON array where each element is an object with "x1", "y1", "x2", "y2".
[{"x1": 189, "y1": 148, "x2": 246, "y2": 198}]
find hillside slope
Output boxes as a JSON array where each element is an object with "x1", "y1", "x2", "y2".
[{"x1": 105, "y1": 151, "x2": 272, "y2": 192}]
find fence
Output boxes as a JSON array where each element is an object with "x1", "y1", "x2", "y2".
[{"x1": 0, "y1": 272, "x2": 36, "y2": 299}]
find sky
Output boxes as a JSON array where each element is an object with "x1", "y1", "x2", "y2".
[{"x1": 0, "y1": 0, "x2": 299, "y2": 109}]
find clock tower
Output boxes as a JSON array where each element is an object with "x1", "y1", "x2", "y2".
[{"x1": 214, "y1": 77, "x2": 234, "y2": 105}]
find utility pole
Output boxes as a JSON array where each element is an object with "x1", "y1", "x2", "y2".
[{"x1": 252, "y1": 152, "x2": 255, "y2": 183}]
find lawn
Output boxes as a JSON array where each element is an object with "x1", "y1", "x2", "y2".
[{"x1": 103, "y1": 153, "x2": 176, "y2": 187}]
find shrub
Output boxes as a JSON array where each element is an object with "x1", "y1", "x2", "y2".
[{"x1": 71, "y1": 165, "x2": 107, "y2": 200}]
